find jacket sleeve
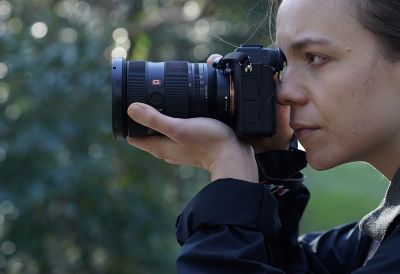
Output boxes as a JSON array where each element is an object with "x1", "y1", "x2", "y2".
[
  {"x1": 175, "y1": 179, "x2": 285, "y2": 274},
  {"x1": 175, "y1": 178, "x2": 373, "y2": 274},
  {"x1": 175, "y1": 147, "x2": 375, "y2": 273}
]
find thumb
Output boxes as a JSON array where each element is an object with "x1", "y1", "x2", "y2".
[{"x1": 127, "y1": 102, "x2": 181, "y2": 138}]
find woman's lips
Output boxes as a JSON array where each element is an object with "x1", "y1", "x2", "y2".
[
  {"x1": 293, "y1": 127, "x2": 319, "y2": 140},
  {"x1": 292, "y1": 124, "x2": 319, "y2": 141}
]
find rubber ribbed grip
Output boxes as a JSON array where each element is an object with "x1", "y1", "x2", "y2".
[
  {"x1": 192, "y1": 63, "x2": 200, "y2": 116},
  {"x1": 126, "y1": 61, "x2": 148, "y2": 137},
  {"x1": 127, "y1": 61, "x2": 146, "y2": 102},
  {"x1": 164, "y1": 62, "x2": 189, "y2": 118}
]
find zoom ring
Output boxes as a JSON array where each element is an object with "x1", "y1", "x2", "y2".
[
  {"x1": 192, "y1": 63, "x2": 200, "y2": 117},
  {"x1": 126, "y1": 61, "x2": 148, "y2": 136},
  {"x1": 127, "y1": 61, "x2": 147, "y2": 104}
]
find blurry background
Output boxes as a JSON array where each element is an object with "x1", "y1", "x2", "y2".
[{"x1": 0, "y1": 0, "x2": 387, "y2": 273}]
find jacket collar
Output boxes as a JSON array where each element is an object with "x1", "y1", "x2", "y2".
[{"x1": 359, "y1": 167, "x2": 400, "y2": 241}]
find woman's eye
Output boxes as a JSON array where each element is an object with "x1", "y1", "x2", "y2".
[{"x1": 305, "y1": 53, "x2": 327, "y2": 65}]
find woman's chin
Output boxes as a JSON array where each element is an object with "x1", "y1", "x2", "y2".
[{"x1": 306, "y1": 152, "x2": 342, "y2": 171}]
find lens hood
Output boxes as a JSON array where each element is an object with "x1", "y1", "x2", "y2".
[{"x1": 112, "y1": 57, "x2": 127, "y2": 140}]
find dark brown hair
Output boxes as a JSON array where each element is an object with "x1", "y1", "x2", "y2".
[
  {"x1": 353, "y1": 0, "x2": 400, "y2": 61},
  {"x1": 274, "y1": 0, "x2": 282, "y2": 12}
]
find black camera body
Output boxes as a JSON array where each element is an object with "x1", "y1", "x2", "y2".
[
  {"x1": 216, "y1": 45, "x2": 285, "y2": 137},
  {"x1": 111, "y1": 44, "x2": 285, "y2": 140}
]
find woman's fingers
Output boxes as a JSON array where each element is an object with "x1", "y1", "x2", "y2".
[
  {"x1": 127, "y1": 135, "x2": 173, "y2": 159},
  {"x1": 128, "y1": 135, "x2": 205, "y2": 167},
  {"x1": 127, "y1": 102, "x2": 183, "y2": 141},
  {"x1": 128, "y1": 102, "x2": 233, "y2": 142},
  {"x1": 207, "y1": 54, "x2": 223, "y2": 66}
]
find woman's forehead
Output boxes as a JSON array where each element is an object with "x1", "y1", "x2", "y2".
[
  {"x1": 276, "y1": 0, "x2": 357, "y2": 46},
  {"x1": 278, "y1": 0, "x2": 353, "y2": 17}
]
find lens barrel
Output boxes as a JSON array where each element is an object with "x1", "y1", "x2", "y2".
[{"x1": 112, "y1": 59, "x2": 231, "y2": 140}]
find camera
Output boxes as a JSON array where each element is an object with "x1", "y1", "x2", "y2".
[{"x1": 112, "y1": 44, "x2": 286, "y2": 140}]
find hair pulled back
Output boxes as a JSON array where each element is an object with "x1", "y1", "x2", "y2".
[{"x1": 353, "y1": 0, "x2": 400, "y2": 61}]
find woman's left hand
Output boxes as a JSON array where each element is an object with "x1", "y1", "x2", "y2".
[{"x1": 126, "y1": 102, "x2": 259, "y2": 183}]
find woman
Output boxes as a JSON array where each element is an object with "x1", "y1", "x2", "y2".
[{"x1": 127, "y1": 0, "x2": 400, "y2": 272}]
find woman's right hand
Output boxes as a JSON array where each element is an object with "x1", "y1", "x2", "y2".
[{"x1": 127, "y1": 102, "x2": 260, "y2": 183}]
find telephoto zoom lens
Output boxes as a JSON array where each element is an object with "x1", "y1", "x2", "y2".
[{"x1": 112, "y1": 58, "x2": 232, "y2": 140}]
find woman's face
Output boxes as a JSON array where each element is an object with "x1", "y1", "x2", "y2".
[{"x1": 276, "y1": 0, "x2": 400, "y2": 173}]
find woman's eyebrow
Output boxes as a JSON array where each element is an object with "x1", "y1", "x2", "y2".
[{"x1": 291, "y1": 37, "x2": 332, "y2": 50}]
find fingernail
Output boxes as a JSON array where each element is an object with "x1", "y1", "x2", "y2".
[{"x1": 128, "y1": 103, "x2": 144, "y2": 120}]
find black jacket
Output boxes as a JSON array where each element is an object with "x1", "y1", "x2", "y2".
[{"x1": 175, "y1": 151, "x2": 400, "y2": 273}]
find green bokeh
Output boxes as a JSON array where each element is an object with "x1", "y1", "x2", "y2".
[{"x1": 302, "y1": 162, "x2": 387, "y2": 233}]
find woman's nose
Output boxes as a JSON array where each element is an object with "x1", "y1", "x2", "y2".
[{"x1": 276, "y1": 73, "x2": 308, "y2": 105}]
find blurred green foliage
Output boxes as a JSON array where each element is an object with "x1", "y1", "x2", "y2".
[
  {"x1": 0, "y1": 0, "x2": 388, "y2": 273},
  {"x1": 302, "y1": 163, "x2": 387, "y2": 233}
]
